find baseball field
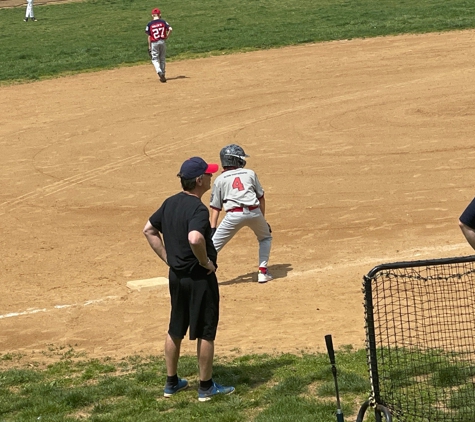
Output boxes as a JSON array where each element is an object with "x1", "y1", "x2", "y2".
[{"x1": 2, "y1": 0, "x2": 475, "y2": 419}]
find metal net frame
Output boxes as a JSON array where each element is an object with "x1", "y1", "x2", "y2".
[{"x1": 360, "y1": 255, "x2": 475, "y2": 422}]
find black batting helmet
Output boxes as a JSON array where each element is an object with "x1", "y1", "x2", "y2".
[{"x1": 219, "y1": 144, "x2": 249, "y2": 168}]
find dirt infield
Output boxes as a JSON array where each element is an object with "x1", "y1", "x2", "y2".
[{"x1": 1, "y1": 30, "x2": 475, "y2": 366}]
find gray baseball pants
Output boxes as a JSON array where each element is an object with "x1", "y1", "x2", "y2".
[
  {"x1": 151, "y1": 40, "x2": 166, "y2": 75},
  {"x1": 212, "y1": 207, "x2": 272, "y2": 268}
]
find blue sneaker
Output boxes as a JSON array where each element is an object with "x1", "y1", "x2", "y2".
[
  {"x1": 198, "y1": 382, "x2": 235, "y2": 402},
  {"x1": 163, "y1": 378, "x2": 189, "y2": 397}
]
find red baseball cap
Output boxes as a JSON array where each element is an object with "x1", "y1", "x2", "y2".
[
  {"x1": 179, "y1": 157, "x2": 219, "y2": 179},
  {"x1": 151, "y1": 8, "x2": 160, "y2": 15}
]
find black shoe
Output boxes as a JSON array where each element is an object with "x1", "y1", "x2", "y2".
[
  {"x1": 158, "y1": 72, "x2": 167, "y2": 83},
  {"x1": 31, "y1": 17, "x2": 37, "y2": 21},
  {"x1": 24, "y1": 18, "x2": 28, "y2": 21}
]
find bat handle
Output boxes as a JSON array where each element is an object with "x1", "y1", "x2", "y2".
[
  {"x1": 336, "y1": 410, "x2": 345, "y2": 422},
  {"x1": 325, "y1": 334, "x2": 336, "y2": 365}
]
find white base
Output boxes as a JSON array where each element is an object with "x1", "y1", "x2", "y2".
[{"x1": 126, "y1": 277, "x2": 169, "y2": 291}]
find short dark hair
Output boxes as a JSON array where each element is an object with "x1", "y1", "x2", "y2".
[{"x1": 178, "y1": 174, "x2": 198, "y2": 191}]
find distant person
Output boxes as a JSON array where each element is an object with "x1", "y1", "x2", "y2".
[
  {"x1": 24, "y1": 0, "x2": 37, "y2": 21},
  {"x1": 145, "y1": 8, "x2": 172, "y2": 83},
  {"x1": 459, "y1": 198, "x2": 475, "y2": 250},
  {"x1": 210, "y1": 144, "x2": 273, "y2": 283},
  {"x1": 143, "y1": 157, "x2": 235, "y2": 401}
]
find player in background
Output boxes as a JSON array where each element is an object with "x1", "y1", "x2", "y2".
[
  {"x1": 145, "y1": 8, "x2": 172, "y2": 83},
  {"x1": 24, "y1": 0, "x2": 37, "y2": 21},
  {"x1": 210, "y1": 144, "x2": 273, "y2": 283},
  {"x1": 459, "y1": 198, "x2": 475, "y2": 250}
]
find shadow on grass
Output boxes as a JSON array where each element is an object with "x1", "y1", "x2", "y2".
[{"x1": 176, "y1": 353, "x2": 298, "y2": 393}]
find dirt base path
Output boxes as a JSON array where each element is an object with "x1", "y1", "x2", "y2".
[{"x1": 1, "y1": 30, "x2": 475, "y2": 366}]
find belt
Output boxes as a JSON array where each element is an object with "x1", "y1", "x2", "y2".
[{"x1": 228, "y1": 205, "x2": 259, "y2": 212}]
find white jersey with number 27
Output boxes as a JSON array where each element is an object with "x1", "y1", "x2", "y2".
[{"x1": 210, "y1": 168, "x2": 264, "y2": 212}]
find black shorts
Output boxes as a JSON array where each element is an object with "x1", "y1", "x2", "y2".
[
  {"x1": 167, "y1": 268, "x2": 219, "y2": 341},
  {"x1": 460, "y1": 197, "x2": 475, "y2": 229}
]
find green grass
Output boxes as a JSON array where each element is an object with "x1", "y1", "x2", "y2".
[
  {"x1": 2, "y1": 0, "x2": 475, "y2": 419},
  {"x1": 374, "y1": 347, "x2": 475, "y2": 421},
  {"x1": 0, "y1": 346, "x2": 373, "y2": 421},
  {"x1": 1, "y1": 0, "x2": 475, "y2": 83},
  {"x1": 6, "y1": 345, "x2": 474, "y2": 421}
]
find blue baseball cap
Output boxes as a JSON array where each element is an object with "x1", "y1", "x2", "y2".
[{"x1": 178, "y1": 157, "x2": 219, "y2": 179}]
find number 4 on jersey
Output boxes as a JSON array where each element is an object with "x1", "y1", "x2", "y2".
[{"x1": 232, "y1": 177, "x2": 244, "y2": 191}]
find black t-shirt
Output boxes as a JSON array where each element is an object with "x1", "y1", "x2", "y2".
[{"x1": 149, "y1": 192, "x2": 217, "y2": 273}]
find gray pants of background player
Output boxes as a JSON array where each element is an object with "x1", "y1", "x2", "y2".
[
  {"x1": 151, "y1": 40, "x2": 166, "y2": 75},
  {"x1": 213, "y1": 207, "x2": 272, "y2": 268}
]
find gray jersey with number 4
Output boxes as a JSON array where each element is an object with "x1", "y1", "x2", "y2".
[{"x1": 210, "y1": 168, "x2": 264, "y2": 211}]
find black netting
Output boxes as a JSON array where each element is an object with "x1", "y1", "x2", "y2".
[{"x1": 363, "y1": 256, "x2": 475, "y2": 422}]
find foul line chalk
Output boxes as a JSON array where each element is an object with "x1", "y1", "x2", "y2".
[
  {"x1": 2, "y1": 277, "x2": 169, "y2": 320},
  {"x1": 0, "y1": 296, "x2": 119, "y2": 320}
]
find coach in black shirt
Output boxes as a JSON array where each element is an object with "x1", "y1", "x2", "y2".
[{"x1": 143, "y1": 156, "x2": 235, "y2": 401}]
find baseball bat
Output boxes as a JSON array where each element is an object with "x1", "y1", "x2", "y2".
[{"x1": 325, "y1": 334, "x2": 344, "y2": 422}]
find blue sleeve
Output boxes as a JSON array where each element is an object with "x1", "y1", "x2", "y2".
[{"x1": 460, "y1": 197, "x2": 475, "y2": 228}]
